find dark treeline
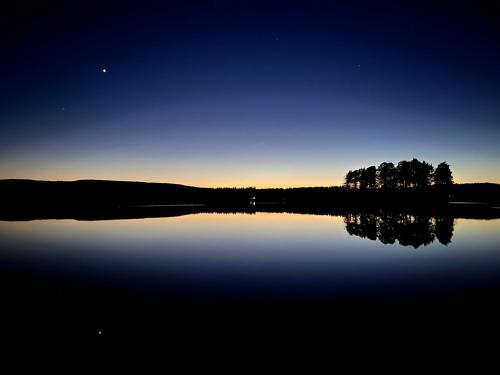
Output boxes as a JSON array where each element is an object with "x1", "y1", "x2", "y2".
[
  {"x1": 344, "y1": 212, "x2": 454, "y2": 248},
  {"x1": 345, "y1": 159, "x2": 453, "y2": 189},
  {"x1": 256, "y1": 186, "x2": 449, "y2": 208},
  {"x1": 451, "y1": 183, "x2": 500, "y2": 204}
]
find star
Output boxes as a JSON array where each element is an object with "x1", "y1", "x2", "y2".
[{"x1": 102, "y1": 68, "x2": 107, "y2": 73}]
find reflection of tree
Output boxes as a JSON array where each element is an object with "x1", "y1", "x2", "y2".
[
  {"x1": 343, "y1": 212, "x2": 454, "y2": 248},
  {"x1": 344, "y1": 213, "x2": 376, "y2": 240},
  {"x1": 376, "y1": 211, "x2": 397, "y2": 244},
  {"x1": 435, "y1": 216, "x2": 454, "y2": 245},
  {"x1": 396, "y1": 214, "x2": 435, "y2": 247}
]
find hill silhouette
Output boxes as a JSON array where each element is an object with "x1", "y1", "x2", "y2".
[{"x1": 0, "y1": 179, "x2": 254, "y2": 208}]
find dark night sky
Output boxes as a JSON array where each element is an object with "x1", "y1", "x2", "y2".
[{"x1": 1, "y1": 0, "x2": 499, "y2": 186}]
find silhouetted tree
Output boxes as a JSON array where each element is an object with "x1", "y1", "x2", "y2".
[
  {"x1": 413, "y1": 159, "x2": 434, "y2": 187},
  {"x1": 358, "y1": 168, "x2": 367, "y2": 189},
  {"x1": 376, "y1": 162, "x2": 396, "y2": 189},
  {"x1": 345, "y1": 169, "x2": 362, "y2": 189},
  {"x1": 345, "y1": 159, "x2": 452, "y2": 190},
  {"x1": 345, "y1": 170, "x2": 355, "y2": 189},
  {"x1": 409, "y1": 158, "x2": 421, "y2": 187},
  {"x1": 344, "y1": 171, "x2": 351, "y2": 188},
  {"x1": 359, "y1": 166, "x2": 377, "y2": 189},
  {"x1": 396, "y1": 160, "x2": 412, "y2": 188},
  {"x1": 434, "y1": 162, "x2": 453, "y2": 185}
]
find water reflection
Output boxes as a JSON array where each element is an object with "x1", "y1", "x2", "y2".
[
  {"x1": 2, "y1": 207, "x2": 500, "y2": 338},
  {"x1": 344, "y1": 212, "x2": 454, "y2": 248}
]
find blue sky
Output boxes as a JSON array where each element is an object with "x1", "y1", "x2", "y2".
[{"x1": 1, "y1": 1, "x2": 499, "y2": 186}]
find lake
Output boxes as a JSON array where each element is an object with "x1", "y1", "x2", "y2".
[{"x1": 2, "y1": 209, "x2": 500, "y2": 338}]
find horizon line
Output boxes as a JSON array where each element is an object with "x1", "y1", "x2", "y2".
[{"x1": 1, "y1": 177, "x2": 499, "y2": 189}]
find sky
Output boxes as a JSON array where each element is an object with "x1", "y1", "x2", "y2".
[{"x1": 1, "y1": 0, "x2": 499, "y2": 187}]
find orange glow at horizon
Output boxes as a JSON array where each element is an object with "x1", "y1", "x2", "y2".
[{"x1": 1, "y1": 163, "x2": 499, "y2": 188}]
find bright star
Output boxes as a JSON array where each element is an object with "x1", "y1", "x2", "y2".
[{"x1": 102, "y1": 68, "x2": 107, "y2": 73}]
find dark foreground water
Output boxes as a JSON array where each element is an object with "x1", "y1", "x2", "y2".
[{"x1": 2, "y1": 209, "x2": 500, "y2": 339}]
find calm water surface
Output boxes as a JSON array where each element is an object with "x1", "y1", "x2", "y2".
[
  {"x1": 1, "y1": 211, "x2": 500, "y2": 335},
  {"x1": 2, "y1": 212, "x2": 500, "y2": 293}
]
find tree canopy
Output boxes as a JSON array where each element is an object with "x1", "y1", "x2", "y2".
[
  {"x1": 434, "y1": 162, "x2": 454, "y2": 185},
  {"x1": 345, "y1": 159, "x2": 453, "y2": 189}
]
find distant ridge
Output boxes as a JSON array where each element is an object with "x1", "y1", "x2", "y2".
[
  {"x1": 0, "y1": 178, "x2": 197, "y2": 188},
  {"x1": 0, "y1": 179, "x2": 253, "y2": 208}
]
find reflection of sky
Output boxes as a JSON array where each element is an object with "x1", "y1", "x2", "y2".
[
  {"x1": 2, "y1": 214, "x2": 500, "y2": 298},
  {"x1": 1, "y1": 2, "x2": 500, "y2": 186}
]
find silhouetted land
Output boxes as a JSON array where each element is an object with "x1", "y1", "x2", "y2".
[
  {"x1": 0, "y1": 179, "x2": 500, "y2": 221},
  {"x1": 0, "y1": 179, "x2": 253, "y2": 208},
  {"x1": 1, "y1": 179, "x2": 499, "y2": 215}
]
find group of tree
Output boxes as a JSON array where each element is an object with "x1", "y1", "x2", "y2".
[{"x1": 344, "y1": 159, "x2": 453, "y2": 189}]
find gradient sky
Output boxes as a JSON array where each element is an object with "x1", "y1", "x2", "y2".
[{"x1": 1, "y1": 0, "x2": 499, "y2": 187}]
